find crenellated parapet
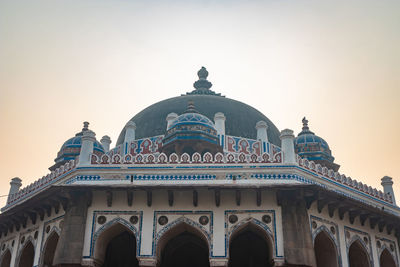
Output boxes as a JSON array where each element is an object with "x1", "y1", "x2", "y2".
[
  {"x1": 297, "y1": 156, "x2": 394, "y2": 204},
  {"x1": 90, "y1": 151, "x2": 283, "y2": 165},
  {"x1": 3, "y1": 159, "x2": 77, "y2": 210}
]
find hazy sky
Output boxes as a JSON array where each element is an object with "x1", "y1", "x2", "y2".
[{"x1": 0, "y1": 0, "x2": 399, "y2": 208}]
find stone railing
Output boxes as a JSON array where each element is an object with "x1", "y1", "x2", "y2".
[
  {"x1": 90, "y1": 151, "x2": 283, "y2": 165},
  {"x1": 4, "y1": 151, "x2": 394, "y2": 210},
  {"x1": 297, "y1": 156, "x2": 393, "y2": 204},
  {"x1": 5, "y1": 159, "x2": 77, "y2": 207}
]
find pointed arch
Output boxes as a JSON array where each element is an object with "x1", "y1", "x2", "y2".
[
  {"x1": 228, "y1": 218, "x2": 274, "y2": 267},
  {"x1": 380, "y1": 248, "x2": 397, "y2": 267},
  {"x1": 228, "y1": 217, "x2": 274, "y2": 259},
  {"x1": 313, "y1": 227, "x2": 339, "y2": 267},
  {"x1": 92, "y1": 217, "x2": 139, "y2": 266},
  {"x1": 0, "y1": 249, "x2": 12, "y2": 267},
  {"x1": 155, "y1": 217, "x2": 211, "y2": 265},
  {"x1": 16, "y1": 238, "x2": 35, "y2": 267},
  {"x1": 40, "y1": 229, "x2": 60, "y2": 267},
  {"x1": 348, "y1": 238, "x2": 371, "y2": 267}
]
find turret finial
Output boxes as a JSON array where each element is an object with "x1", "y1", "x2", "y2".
[
  {"x1": 185, "y1": 100, "x2": 198, "y2": 113},
  {"x1": 302, "y1": 117, "x2": 309, "y2": 131},
  {"x1": 83, "y1": 121, "x2": 89, "y2": 131}
]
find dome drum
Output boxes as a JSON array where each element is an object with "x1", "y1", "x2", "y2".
[{"x1": 161, "y1": 108, "x2": 222, "y2": 156}]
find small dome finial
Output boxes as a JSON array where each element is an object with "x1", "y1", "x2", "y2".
[
  {"x1": 198, "y1": 66, "x2": 209, "y2": 79},
  {"x1": 302, "y1": 117, "x2": 309, "y2": 131},
  {"x1": 185, "y1": 100, "x2": 198, "y2": 113},
  {"x1": 83, "y1": 121, "x2": 89, "y2": 131}
]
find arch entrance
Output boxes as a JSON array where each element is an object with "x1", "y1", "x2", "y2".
[
  {"x1": 228, "y1": 223, "x2": 273, "y2": 267},
  {"x1": 93, "y1": 222, "x2": 139, "y2": 267},
  {"x1": 314, "y1": 230, "x2": 339, "y2": 267},
  {"x1": 18, "y1": 241, "x2": 34, "y2": 267},
  {"x1": 157, "y1": 222, "x2": 210, "y2": 267},
  {"x1": 380, "y1": 248, "x2": 396, "y2": 267},
  {"x1": 42, "y1": 231, "x2": 59, "y2": 267},
  {"x1": 348, "y1": 240, "x2": 371, "y2": 267},
  {"x1": 0, "y1": 250, "x2": 11, "y2": 267}
]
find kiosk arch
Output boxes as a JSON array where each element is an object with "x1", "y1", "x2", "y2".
[
  {"x1": 155, "y1": 218, "x2": 211, "y2": 267},
  {"x1": 379, "y1": 248, "x2": 396, "y2": 267},
  {"x1": 348, "y1": 238, "x2": 371, "y2": 267},
  {"x1": 92, "y1": 218, "x2": 139, "y2": 267},
  {"x1": 0, "y1": 249, "x2": 11, "y2": 267},
  {"x1": 313, "y1": 227, "x2": 339, "y2": 267},
  {"x1": 228, "y1": 219, "x2": 274, "y2": 267}
]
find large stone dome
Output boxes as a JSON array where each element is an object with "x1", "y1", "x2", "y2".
[{"x1": 116, "y1": 67, "x2": 281, "y2": 146}]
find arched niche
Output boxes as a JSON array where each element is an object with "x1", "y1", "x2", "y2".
[
  {"x1": 348, "y1": 239, "x2": 371, "y2": 267},
  {"x1": 228, "y1": 219, "x2": 274, "y2": 267},
  {"x1": 156, "y1": 219, "x2": 210, "y2": 267},
  {"x1": 92, "y1": 219, "x2": 139, "y2": 267},
  {"x1": 380, "y1": 248, "x2": 396, "y2": 267},
  {"x1": 313, "y1": 229, "x2": 339, "y2": 267},
  {"x1": 0, "y1": 249, "x2": 11, "y2": 267},
  {"x1": 41, "y1": 230, "x2": 60, "y2": 267},
  {"x1": 17, "y1": 241, "x2": 35, "y2": 267}
]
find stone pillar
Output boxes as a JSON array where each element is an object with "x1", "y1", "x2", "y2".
[
  {"x1": 381, "y1": 176, "x2": 396, "y2": 204},
  {"x1": 280, "y1": 129, "x2": 296, "y2": 164},
  {"x1": 100, "y1": 135, "x2": 111, "y2": 153},
  {"x1": 256, "y1": 121, "x2": 268, "y2": 143},
  {"x1": 7, "y1": 177, "x2": 22, "y2": 203},
  {"x1": 214, "y1": 112, "x2": 226, "y2": 148},
  {"x1": 166, "y1": 113, "x2": 178, "y2": 130},
  {"x1": 124, "y1": 121, "x2": 137, "y2": 143},
  {"x1": 278, "y1": 190, "x2": 316, "y2": 267},
  {"x1": 209, "y1": 258, "x2": 229, "y2": 266},
  {"x1": 53, "y1": 191, "x2": 90, "y2": 267},
  {"x1": 78, "y1": 130, "x2": 96, "y2": 166}
]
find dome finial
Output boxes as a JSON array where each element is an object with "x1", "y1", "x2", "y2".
[
  {"x1": 185, "y1": 100, "x2": 198, "y2": 113},
  {"x1": 193, "y1": 67, "x2": 212, "y2": 91},
  {"x1": 198, "y1": 66, "x2": 208, "y2": 80},
  {"x1": 83, "y1": 121, "x2": 89, "y2": 131},
  {"x1": 302, "y1": 117, "x2": 309, "y2": 131}
]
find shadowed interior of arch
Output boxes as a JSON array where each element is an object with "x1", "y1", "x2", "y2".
[
  {"x1": 348, "y1": 240, "x2": 371, "y2": 267},
  {"x1": 228, "y1": 223, "x2": 273, "y2": 267},
  {"x1": 313, "y1": 230, "x2": 339, "y2": 267},
  {"x1": 42, "y1": 231, "x2": 59, "y2": 267},
  {"x1": 157, "y1": 221, "x2": 210, "y2": 267},
  {"x1": 93, "y1": 222, "x2": 138, "y2": 267},
  {"x1": 18, "y1": 241, "x2": 34, "y2": 267},
  {"x1": 0, "y1": 250, "x2": 11, "y2": 267},
  {"x1": 380, "y1": 248, "x2": 396, "y2": 267}
]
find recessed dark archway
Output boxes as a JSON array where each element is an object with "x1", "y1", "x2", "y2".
[
  {"x1": 93, "y1": 221, "x2": 139, "y2": 267},
  {"x1": 228, "y1": 224, "x2": 273, "y2": 267},
  {"x1": 0, "y1": 250, "x2": 11, "y2": 267},
  {"x1": 160, "y1": 231, "x2": 210, "y2": 267},
  {"x1": 102, "y1": 231, "x2": 138, "y2": 267},
  {"x1": 18, "y1": 241, "x2": 34, "y2": 267},
  {"x1": 348, "y1": 240, "x2": 371, "y2": 267},
  {"x1": 314, "y1": 230, "x2": 339, "y2": 267},
  {"x1": 380, "y1": 248, "x2": 396, "y2": 267},
  {"x1": 41, "y1": 231, "x2": 59, "y2": 267}
]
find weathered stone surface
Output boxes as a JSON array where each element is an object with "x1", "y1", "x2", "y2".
[
  {"x1": 53, "y1": 191, "x2": 90, "y2": 267},
  {"x1": 279, "y1": 190, "x2": 316, "y2": 267}
]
